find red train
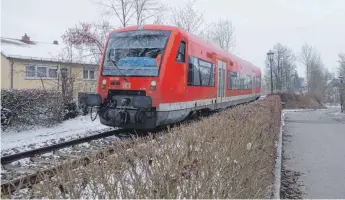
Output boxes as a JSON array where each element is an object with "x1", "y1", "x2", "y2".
[{"x1": 85, "y1": 24, "x2": 262, "y2": 129}]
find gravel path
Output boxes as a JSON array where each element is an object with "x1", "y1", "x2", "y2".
[{"x1": 281, "y1": 107, "x2": 345, "y2": 199}]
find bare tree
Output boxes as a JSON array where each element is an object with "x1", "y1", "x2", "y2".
[
  {"x1": 51, "y1": 45, "x2": 82, "y2": 104},
  {"x1": 338, "y1": 53, "x2": 345, "y2": 77},
  {"x1": 299, "y1": 43, "x2": 316, "y2": 92},
  {"x1": 298, "y1": 44, "x2": 329, "y2": 102},
  {"x1": 152, "y1": 14, "x2": 166, "y2": 24},
  {"x1": 134, "y1": 0, "x2": 165, "y2": 25},
  {"x1": 338, "y1": 53, "x2": 345, "y2": 109},
  {"x1": 94, "y1": 0, "x2": 136, "y2": 27},
  {"x1": 310, "y1": 54, "x2": 327, "y2": 102},
  {"x1": 93, "y1": 0, "x2": 165, "y2": 27},
  {"x1": 204, "y1": 18, "x2": 236, "y2": 52},
  {"x1": 264, "y1": 43, "x2": 297, "y2": 93},
  {"x1": 61, "y1": 20, "x2": 112, "y2": 64},
  {"x1": 55, "y1": 45, "x2": 99, "y2": 116},
  {"x1": 170, "y1": 0, "x2": 205, "y2": 35}
]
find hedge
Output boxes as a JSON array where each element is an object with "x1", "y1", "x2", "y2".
[{"x1": 1, "y1": 89, "x2": 65, "y2": 131}]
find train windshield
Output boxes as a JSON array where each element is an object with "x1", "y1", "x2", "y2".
[{"x1": 102, "y1": 30, "x2": 171, "y2": 77}]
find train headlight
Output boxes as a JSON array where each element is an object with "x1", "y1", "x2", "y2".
[
  {"x1": 150, "y1": 80, "x2": 157, "y2": 87},
  {"x1": 102, "y1": 79, "x2": 107, "y2": 85}
]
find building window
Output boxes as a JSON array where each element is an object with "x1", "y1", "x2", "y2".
[
  {"x1": 187, "y1": 56, "x2": 215, "y2": 87},
  {"x1": 37, "y1": 67, "x2": 47, "y2": 77},
  {"x1": 25, "y1": 65, "x2": 36, "y2": 77},
  {"x1": 89, "y1": 70, "x2": 95, "y2": 79},
  {"x1": 83, "y1": 67, "x2": 96, "y2": 80},
  {"x1": 25, "y1": 65, "x2": 58, "y2": 79},
  {"x1": 49, "y1": 68, "x2": 58, "y2": 78}
]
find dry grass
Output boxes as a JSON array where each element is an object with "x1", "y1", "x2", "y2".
[
  {"x1": 8, "y1": 96, "x2": 282, "y2": 199},
  {"x1": 273, "y1": 92, "x2": 325, "y2": 109}
]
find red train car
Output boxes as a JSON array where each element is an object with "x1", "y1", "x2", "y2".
[{"x1": 85, "y1": 24, "x2": 261, "y2": 129}]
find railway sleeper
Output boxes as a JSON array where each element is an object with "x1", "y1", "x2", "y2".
[
  {"x1": 2, "y1": 166, "x2": 37, "y2": 177},
  {"x1": 89, "y1": 141, "x2": 111, "y2": 148},
  {"x1": 13, "y1": 168, "x2": 37, "y2": 175},
  {"x1": 71, "y1": 145, "x2": 100, "y2": 154},
  {"x1": 53, "y1": 151, "x2": 83, "y2": 159},
  {"x1": 2, "y1": 164, "x2": 22, "y2": 171},
  {"x1": 30, "y1": 157, "x2": 57, "y2": 165},
  {"x1": 102, "y1": 137, "x2": 121, "y2": 142}
]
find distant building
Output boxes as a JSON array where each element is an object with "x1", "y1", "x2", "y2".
[
  {"x1": 324, "y1": 78, "x2": 342, "y2": 105},
  {"x1": 1, "y1": 33, "x2": 99, "y2": 103}
]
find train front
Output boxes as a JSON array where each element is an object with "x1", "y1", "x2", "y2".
[{"x1": 87, "y1": 28, "x2": 172, "y2": 130}]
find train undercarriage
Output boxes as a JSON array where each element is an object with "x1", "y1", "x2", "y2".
[{"x1": 84, "y1": 90, "x2": 261, "y2": 130}]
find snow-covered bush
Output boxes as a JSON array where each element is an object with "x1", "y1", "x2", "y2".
[{"x1": 1, "y1": 89, "x2": 65, "y2": 131}]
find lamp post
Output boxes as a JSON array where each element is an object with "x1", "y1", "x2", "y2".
[
  {"x1": 267, "y1": 50, "x2": 274, "y2": 94},
  {"x1": 339, "y1": 75, "x2": 344, "y2": 113}
]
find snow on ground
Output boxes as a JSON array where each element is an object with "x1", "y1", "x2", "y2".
[
  {"x1": 259, "y1": 95, "x2": 267, "y2": 100},
  {"x1": 273, "y1": 110, "x2": 285, "y2": 199},
  {"x1": 1, "y1": 115, "x2": 115, "y2": 156},
  {"x1": 324, "y1": 103, "x2": 341, "y2": 108}
]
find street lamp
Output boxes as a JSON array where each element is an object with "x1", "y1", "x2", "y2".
[
  {"x1": 339, "y1": 75, "x2": 344, "y2": 113},
  {"x1": 267, "y1": 50, "x2": 274, "y2": 94}
]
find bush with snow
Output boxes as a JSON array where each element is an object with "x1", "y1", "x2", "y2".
[{"x1": 1, "y1": 89, "x2": 65, "y2": 131}]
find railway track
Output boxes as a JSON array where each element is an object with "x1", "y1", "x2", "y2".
[
  {"x1": 0, "y1": 128, "x2": 147, "y2": 196},
  {"x1": 1, "y1": 129, "x2": 127, "y2": 165}
]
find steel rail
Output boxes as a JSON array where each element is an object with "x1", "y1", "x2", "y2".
[{"x1": 1, "y1": 128, "x2": 133, "y2": 165}]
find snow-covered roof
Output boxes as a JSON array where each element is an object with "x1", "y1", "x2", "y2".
[
  {"x1": 327, "y1": 80, "x2": 332, "y2": 86},
  {"x1": 326, "y1": 78, "x2": 341, "y2": 88},
  {"x1": 1, "y1": 37, "x2": 99, "y2": 65}
]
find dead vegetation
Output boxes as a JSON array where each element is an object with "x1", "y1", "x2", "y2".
[
  {"x1": 6, "y1": 96, "x2": 282, "y2": 199},
  {"x1": 273, "y1": 92, "x2": 326, "y2": 109}
]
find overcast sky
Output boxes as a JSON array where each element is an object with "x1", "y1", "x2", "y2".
[{"x1": 1, "y1": 0, "x2": 345, "y2": 77}]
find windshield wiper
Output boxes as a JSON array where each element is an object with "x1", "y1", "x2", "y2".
[{"x1": 108, "y1": 51, "x2": 128, "y2": 82}]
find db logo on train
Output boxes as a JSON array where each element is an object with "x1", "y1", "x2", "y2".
[{"x1": 123, "y1": 82, "x2": 131, "y2": 89}]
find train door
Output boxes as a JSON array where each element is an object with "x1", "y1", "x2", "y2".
[{"x1": 217, "y1": 59, "x2": 226, "y2": 108}]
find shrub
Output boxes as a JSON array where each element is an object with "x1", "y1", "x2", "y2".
[
  {"x1": 1, "y1": 89, "x2": 65, "y2": 131},
  {"x1": 21, "y1": 96, "x2": 282, "y2": 199},
  {"x1": 273, "y1": 92, "x2": 325, "y2": 109}
]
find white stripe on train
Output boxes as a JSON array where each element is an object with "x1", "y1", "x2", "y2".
[{"x1": 157, "y1": 93, "x2": 260, "y2": 112}]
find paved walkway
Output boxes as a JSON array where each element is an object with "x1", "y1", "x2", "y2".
[{"x1": 282, "y1": 107, "x2": 345, "y2": 199}]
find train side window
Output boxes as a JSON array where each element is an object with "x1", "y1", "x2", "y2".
[
  {"x1": 176, "y1": 41, "x2": 186, "y2": 62},
  {"x1": 187, "y1": 63, "x2": 194, "y2": 85},
  {"x1": 228, "y1": 71, "x2": 237, "y2": 89},
  {"x1": 227, "y1": 70, "x2": 231, "y2": 89},
  {"x1": 188, "y1": 56, "x2": 200, "y2": 86},
  {"x1": 187, "y1": 56, "x2": 214, "y2": 86}
]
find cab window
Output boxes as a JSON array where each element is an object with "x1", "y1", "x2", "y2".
[{"x1": 176, "y1": 41, "x2": 186, "y2": 62}]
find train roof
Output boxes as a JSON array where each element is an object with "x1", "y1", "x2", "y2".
[
  {"x1": 111, "y1": 24, "x2": 261, "y2": 75},
  {"x1": 179, "y1": 28, "x2": 261, "y2": 75}
]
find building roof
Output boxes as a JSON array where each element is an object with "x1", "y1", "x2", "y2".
[
  {"x1": 326, "y1": 78, "x2": 341, "y2": 88},
  {"x1": 1, "y1": 35, "x2": 98, "y2": 65}
]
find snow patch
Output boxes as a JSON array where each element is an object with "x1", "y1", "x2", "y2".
[
  {"x1": 1, "y1": 115, "x2": 114, "y2": 154},
  {"x1": 273, "y1": 110, "x2": 285, "y2": 199},
  {"x1": 1, "y1": 37, "x2": 97, "y2": 64},
  {"x1": 283, "y1": 108, "x2": 327, "y2": 112}
]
